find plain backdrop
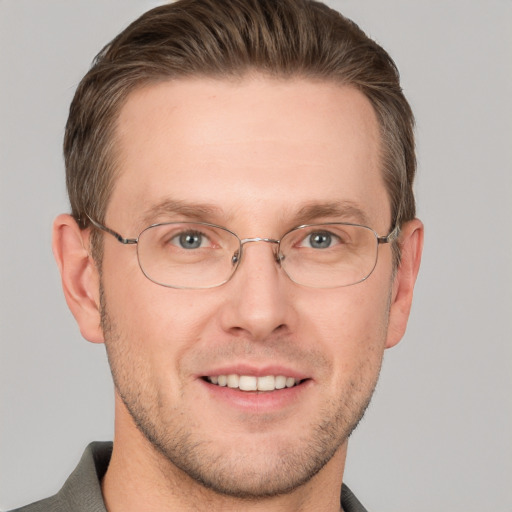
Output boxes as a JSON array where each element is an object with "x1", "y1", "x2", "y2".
[{"x1": 1, "y1": 1, "x2": 511, "y2": 510}]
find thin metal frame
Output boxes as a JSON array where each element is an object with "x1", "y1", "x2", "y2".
[{"x1": 86, "y1": 215, "x2": 400, "y2": 289}]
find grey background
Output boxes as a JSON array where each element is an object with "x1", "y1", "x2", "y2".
[{"x1": 1, "y1": 1, "x2": 511, "y2": 510}]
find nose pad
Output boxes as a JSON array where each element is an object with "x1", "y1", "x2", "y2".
[{"x1": 231, "y1": 240, "x2": 283, "y2": 270}]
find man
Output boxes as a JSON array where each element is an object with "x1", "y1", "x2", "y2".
[{"x1": 12, "y1": 0, "x2": 423, "y2": 510}]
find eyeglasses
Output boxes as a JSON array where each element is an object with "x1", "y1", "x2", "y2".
[{"x1": 87, "y1": 216, "x2": 399, "y2": 289}]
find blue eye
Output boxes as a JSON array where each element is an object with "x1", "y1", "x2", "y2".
[
  {"x1": 174, "y1": 231, "x2": 207, "y2": 249},
  {"x1": 304, "y1": 231, "x2": 337, "y2": 249}
]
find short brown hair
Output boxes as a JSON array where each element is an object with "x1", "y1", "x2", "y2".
[{"x1": 65, "y1": 0, "x2": 415, "y2": 246}]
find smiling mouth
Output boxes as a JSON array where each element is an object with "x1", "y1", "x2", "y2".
[{"x1": 204, "y1": 375, "x2": 305, "y2": 391}]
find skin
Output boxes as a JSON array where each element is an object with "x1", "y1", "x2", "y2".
[{"x1": 53, "y1": 76, "x2": 423, "y2": 511}]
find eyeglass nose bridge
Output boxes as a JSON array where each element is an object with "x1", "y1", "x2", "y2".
[{"x1": 232, "y1": 237, "x2": 283, "y2": 266}]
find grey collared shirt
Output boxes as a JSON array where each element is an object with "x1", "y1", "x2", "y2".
[{"x1": 9, "y1": 442, "x2": 368, "y2": 512}]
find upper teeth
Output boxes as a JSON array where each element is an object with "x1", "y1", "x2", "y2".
[{"x1": 207, "y1": 375, "x2": 299, "y2": 391}]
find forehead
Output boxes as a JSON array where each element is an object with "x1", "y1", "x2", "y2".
[{"x1": 109, "y1": 76, "x2": 389, "y2": 230}]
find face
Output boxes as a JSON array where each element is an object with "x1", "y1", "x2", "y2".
[{"x1": 99, "y1": 77, "x2": 395, "y2": 498}]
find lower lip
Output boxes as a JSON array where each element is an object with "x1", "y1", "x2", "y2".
[{"x1": 199, "y1": 378, "x2": 312, "y2": 413}]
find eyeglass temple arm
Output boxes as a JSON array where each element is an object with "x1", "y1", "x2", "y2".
[
  {"x1": 377, "y1": 225, "x2": 400, "y2": 244},
  {"x1": 86, "y1": 215, "x2": 138, "y2": 245}
]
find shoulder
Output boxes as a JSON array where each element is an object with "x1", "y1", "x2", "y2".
[
  {"x1": 341, "y1": 483, "x2": 369, "y2": 512},
  {"x1": 6, "y1": 442, "x2": 112, "y2": 512},
  {"x1": 7, "y1": 494, "x2": 66, "y2": 512}
]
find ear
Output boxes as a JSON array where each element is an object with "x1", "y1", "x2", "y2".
[
  {"x1": 385, "y1": 218, "x2": 424, "y2": 349},
  {"x1": 52, "y1": 214, "x2": 104, "y2": 343}
]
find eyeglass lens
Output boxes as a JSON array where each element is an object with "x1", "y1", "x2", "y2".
[{"x1": 135, "y1": 222, "x2": 380, "y2": 289}]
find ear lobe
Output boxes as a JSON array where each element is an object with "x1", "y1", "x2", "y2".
[
  {"x1": 385, "y1": 218, "x2": 424, "y2": 349},
  {"x1": 52, "y1": 214, "x2": 104, "y2": 343}
]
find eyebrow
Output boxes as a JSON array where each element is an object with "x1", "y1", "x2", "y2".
[
  {"x1": 138, "y1": 199, "x2": 225, "y2": 227},
  {"x1": 292, "y1": 201, "x2": 371, "y2": 226},
  {"x1": 137, "y1": 198, "x2": 371, "y2": 229}
]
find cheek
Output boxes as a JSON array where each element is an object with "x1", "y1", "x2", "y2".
[
  {"x1": 101, "y1": 241, "x2": 236, "y2": 383},
  {"x1": 101, "y1": 267, "x2": 220, "y2": 372},
  {"x1": 297, "y1": 282, "x2": 390, "y2": 378},
  {"x1": 101, "y1": 284, "x2": 215, "y2": 416}
]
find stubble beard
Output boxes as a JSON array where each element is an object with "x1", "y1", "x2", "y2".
[{"x1": 100, "y1": 283, "x2": 384, "y2": 500}]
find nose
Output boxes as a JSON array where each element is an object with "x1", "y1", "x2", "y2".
[{"x1": 219, "y1": 240, "x2": 296, "y2": 341}]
